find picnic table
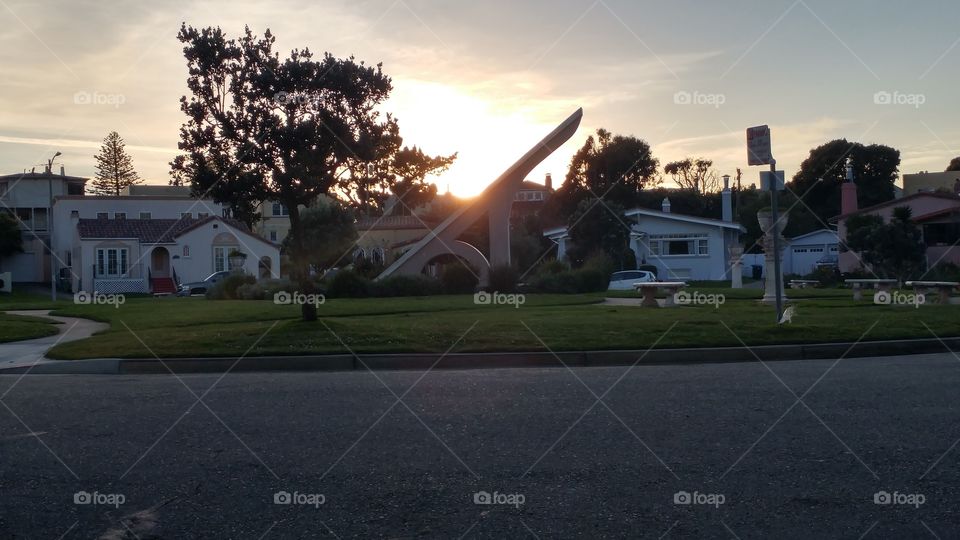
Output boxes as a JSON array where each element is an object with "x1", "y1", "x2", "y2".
[
  {"x1": 634, "y1": 281, "x2": 687, "y2": 307},
  {"x1": 789, "y1": 280, "x2": 819, "y2": 289},
  {"x1": 845, "y1": 279, "x2": 897, "y2": 301},
  {"x1": 905, "y1": 281, "x2": 959, "y2": 305}
]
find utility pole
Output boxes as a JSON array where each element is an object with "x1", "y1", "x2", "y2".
[{"x1": 47, "y1": 152, "x2": 61, "y2": 301}]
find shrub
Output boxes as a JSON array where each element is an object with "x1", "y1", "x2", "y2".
[
  {"x1": 206, "y1": 273, "x2": 255, "y2": 300},
  {"x1": 260, "y1": 278, "x2": 296, "y2": 297},
  {"x1": 927, "y1": 263, "x2": 960, "y2": 283},
  {"x1": 487, "y1": 265, "x2": 519, "y2": 293},
  {"x1": 326, "y1": 270, "x2": 372, "y2": 298},
  {"x1": 374, "y1": 274, "x2": 443, "y2": 297},
  {"x1": 440, "y1": 263, "x2": 478, "y2": 294},
  {"x1": 536, "y1": 259, "x2": 570, "y2": 276},
  {"x1": 235, "y1": 282, "x2": 267, "y2": 300},
  {"x1": 806, "y1": 266, "x2": 841, "y2": 287}
]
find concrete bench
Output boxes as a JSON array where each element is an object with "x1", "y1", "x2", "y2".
[
  {"x1": 634, "y1": 281, "x2": 687, "y2": 307},
  {"x1": 789, "y1": 280, "x2": 819, "y2": 289},
  {"x1": 906, "y1": 281, "x2": 959, "y2": 305},
  {"x1": 845, "y1": 279, "x2": 897, "y2": 301}
]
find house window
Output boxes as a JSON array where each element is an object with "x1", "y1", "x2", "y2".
[
  {"x1": 96, "y1": 248, "x2": 129, "y2": 277},
  {"x1": 70, "y1": 210, "x2": 79, "y2": 218},
  {"x1": 183, "y1": 245, "x2": 190, "y2": 258},
  {"x1": 32, "y1": 208, "x2": 48, "y2": 231},
  {"x1": 67, "y1": 183, "x2": 84, "y2": 195},
  {"x1": 649, "y1": 241, "x2": 660, "y2": 256},
  {"x1": 222, "y1": 208, "x2": 231, "y2": 218},
  {"x1": 96, "y1": 212, "x2": 108, "y2": 219},
  {"x1": 648, "y1": 233, "x2": 709, "y2": 257},
  {"x1": 15, "y1": 208, "x2": 32, "y2": 229},
  {"x1": 213, "y1": 246, "x2": 237, "y2": 272},
  {"x1": 269, "y1": 230, "x2": 277, "y2": 242},
  {"x1": 181, "y1": 212, "x2": 192, "y2": 219},
  {"x1": 139, "y1": 212, "x2": 151, "y2": 220},
  {"x1": 697, "y1": 239, "x2": 709, "y2": 255},
  {"x1": 272, "y1": 203, "x2": 289, "y2": 216},
  {"x1": 114, "y1": 212, "x2": 126, "y2": 220}
]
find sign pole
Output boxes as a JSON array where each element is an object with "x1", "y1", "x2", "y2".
[{"x1": 769, "y1": 160, "x2": 783, "y2": 322}]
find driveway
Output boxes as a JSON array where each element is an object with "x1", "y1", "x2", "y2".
[{"x1": 0, "y1": 310, "x2": 108, "y2": 369}]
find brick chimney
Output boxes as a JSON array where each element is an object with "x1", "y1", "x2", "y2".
[
  {"x1": 544, "y1": 173, "x2": 553, "y2": 191},
  {"x1": 721, "y1": 175, "x2": 733, "y2": 222},
  {"x1": 841, "y1": 158, "x2": 858, "y2": 216}
]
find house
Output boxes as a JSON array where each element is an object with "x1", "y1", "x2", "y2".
[
  {"x1": 782, "y1": 229, "x2": 839, "y2": 275},
  {"x1": 545, "y1": 186, "x2": 745, "y2": 281},
  {"x1": 835, "y1": 175, "x2": 960, "y2": 272},
  {"x1": 354, "y1": 215, "x2": 436, "y2": 267},
  {"x1": 69, "y1": 214, "x2": 279, "y2": 294},
  {"x1": 0, "y1": 167, "x2": 87, "y2": 282},
  {"x1": 902, "y1": 171, "x2": 960, "y2": 196},
  {"x1": 511, "y1": 174, "x2": 554, "y2": 218}
]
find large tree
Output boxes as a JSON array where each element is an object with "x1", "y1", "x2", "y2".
[
  {"x1": 565, "y1": 198, "x2": 632, "y2": 269},
  {"x1": 283, "y1": 201, "x2": 357, "y2": 272},
  {"x1": 171, "y1": 25, "x2": 397, "y2": 321},
  {"x1": 91, "y1": 131, "x2": 141, "y2": 196},
  {"x1": 790, "y1": 140, "x2": 900, "y2": 230},
  {"x1": 946, "y1": 157, "x2": 960, "y2": 172},
  {"x1": 339, "y1": 145, "x2": 456, "y2": 216},
  {"x1": 546, "y1": 128, "x2": 659, "y2": 222},
  {"x1": 663, "y1": 157, "x2": 720, "y2": 195},
  {"x1": 0, "y1": 211, "x2": 23, "y2": 270}
]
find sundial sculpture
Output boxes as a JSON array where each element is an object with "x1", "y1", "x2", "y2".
[{"x1": 377, "y1": 108, "x2": 583, "y2": 286}]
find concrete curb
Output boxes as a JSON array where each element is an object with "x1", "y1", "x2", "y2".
[{"x1": 2, "y1": 337, "x2": 958, "y2": 375}]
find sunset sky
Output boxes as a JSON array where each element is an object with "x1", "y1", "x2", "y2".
[{"x1": 1, "y1": 0, "x2": 958, "y2": 196}]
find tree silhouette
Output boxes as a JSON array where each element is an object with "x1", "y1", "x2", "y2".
[{"x1": 92, "y1": 131, "x2": 141, "y2": 196}]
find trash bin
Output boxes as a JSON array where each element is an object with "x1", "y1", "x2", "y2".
[{"x1": 752, "y1": 265, "x2": 763, "y2": 280}]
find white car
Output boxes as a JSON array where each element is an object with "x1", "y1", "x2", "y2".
[{"x1": 607, "y1": 270, "x2": 657, "y2": 290}]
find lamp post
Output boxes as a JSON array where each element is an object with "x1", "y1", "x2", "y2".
[{"x1": 48, "y1": 151, "x2": 61, "y2": 301}]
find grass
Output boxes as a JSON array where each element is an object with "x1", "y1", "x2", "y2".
[
  {"x1": 0, "y1": 313, "x2": 61, "y2": 343},
  {"x1": 36, "y1": 290, "x2": 960, "y2": 360}
]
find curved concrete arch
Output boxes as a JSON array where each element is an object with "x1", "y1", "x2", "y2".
[
  {"x1": 405, "y1": 240, "x2": 491, "y2": 284},
  {"x1": 378, "y1": 108, "x2": 583, "y2": 285}
]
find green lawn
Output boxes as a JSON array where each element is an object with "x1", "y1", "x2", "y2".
[
  {"x1": 38, "y1": 291, "x2": 960, "y2": 360},
  {"x1": 0, "y1": 313, "x2": 61, "y2": 343}
]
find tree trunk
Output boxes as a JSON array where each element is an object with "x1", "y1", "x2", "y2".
[{"x1": 287, "y1": 204, "x2": 317, "y2": 321}]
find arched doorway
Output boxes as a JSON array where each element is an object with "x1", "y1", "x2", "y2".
[{"x1": 151, "y1": 247, "x2": 170, "y2": 278}]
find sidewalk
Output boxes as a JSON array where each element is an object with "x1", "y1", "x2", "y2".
[{"x1": 0, "y1": 310, "x2": 109, "y2": 370}]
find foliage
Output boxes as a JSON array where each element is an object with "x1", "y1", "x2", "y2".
[
  {"x1": 528, "y1": 252, "x2": 613, "y2": 293},
  {"x1": 947, "y1": 157, "x2": 960, "y2": 172},
  {"x1": 91, "y1": 131, "x2": 141, "y2": 196},
  {"x1": 235, "y1": 282, "x2": 267, "y2": 300},
  {"x1": 326, "y1": 270, "x2": 373, "y2": 298},
  {"x1": 283, "y1": 201, "x2": 358, "y2": 272},
  {"x1": 790, "y1": 140, "x2": 900, "y2": 229},
  {"x1": 805, "y1": 266, "x2": 842, "y2": 287},
  {"x1": 487, "y1": 265, "x2": 519, "y2": 293},
  {"x1": 341, "y1": 146, "x2": 456, "y2": 216},
  {"x1": 664, "y1": 157, "x2": 719, "y2": 194},
  {"x1": 206, "y1": 274, "x2": 255, "y2": 300},
  {"x1": 926, "y1": 263, "x2": 960, "y2": 282},
  {"x1": 545, "y1": 128, "x2": 659, "y2": 221},
  {"x1": 170, "y1": 25, "x2": 396, "y2": 320},
  {"x1": 843, "y1": 207, "x2": 926, "y2": 281},
  {"x1": 565, "y1": 198, "x2": 630, "y2": 268},
  {"x1": 440, "y1": 263, "x2": 478, "y2": 294},
  {"x1": 374, "y1": 274, "x2": 443, "y2": 297},
  {"x1": 0, "y1": 211, "x2": 24, "y2": 261}
]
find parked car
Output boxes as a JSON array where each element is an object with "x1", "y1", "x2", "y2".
[
  {"x1": 178, "y1": 271, "x2": 232, "y2": 296},
  {"x1": 607, "y1": 270, "x2": 657, "y2": 290}
]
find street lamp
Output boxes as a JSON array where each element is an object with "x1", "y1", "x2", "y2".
[{"x1": 48, "y1": 152, "x2": 61, "y2": 301}]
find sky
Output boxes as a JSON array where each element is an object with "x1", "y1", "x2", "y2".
[{"x1": 1, "y1": 0, "x2": 959, "y2": 196}]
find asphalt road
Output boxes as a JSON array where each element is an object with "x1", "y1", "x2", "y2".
[{"x1": 1, "y1": 354, "x2": 959, "y2": 539}]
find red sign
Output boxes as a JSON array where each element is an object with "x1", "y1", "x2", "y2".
[{"x1": 747, "y1": 125, "x2": 772, "y2": 166}]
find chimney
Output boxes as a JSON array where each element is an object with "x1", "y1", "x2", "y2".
[
  {"x1": 60, "y1": 165, "x2": 65, "y2": 176},
  {"x1": 721, "y1": 174, "x2": 733, "y2": 222},
  {"x1": 662, "y1": 197, "x2": 671, "y2": 213},
  {"x1": 841, "y1": 158, "x2": 858, "y2": 215},
  {"x1": 544, "y1": 173, "x2": 553, "y2": 191}
]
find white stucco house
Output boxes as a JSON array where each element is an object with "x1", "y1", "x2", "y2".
[{"x1": 545, "y1": 194, "x2": 746, "y2": 281}]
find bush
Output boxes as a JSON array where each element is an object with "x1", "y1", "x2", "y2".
[
  {"x1": 374, "y1": 274, "x2": 443, "y2": 297},
  {"x1": 536, "y1": 259, "x2": 570, "y2": 275},
  {"x1": 326, "y1": 270, "x2": 373, "y2": 298},
  {"x1": 526, "y1": 253, "x2": 613, "y2": 294},
  {"x1": 206, "y1": 273, "x2": 255, "y2": 300},
  {"x1": 927, "y1": 263, "x2": 960, "y2": 283},
  {"x1": 440, "y1": 263, "x2": 478, "y2": 294},
  {"x1": 261, "y1": 278, "x2": 296, "y2": 297},
  {"x1": 805, "y1": 266, "x2": 841, "y2": 287},
  {"x1": 235, "y1": 282, "x2": 267, "y2": 300},
  {"x1": 487, "y1": 265, "x2": 519, "y2": 293}
]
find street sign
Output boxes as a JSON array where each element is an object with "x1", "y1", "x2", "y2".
[
  {"x1": 747, "y1": 125, "x2": 772, "y2": 166},
  {"x1": 760, "y1": 170, "x2": 785, "y2": 191}
]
